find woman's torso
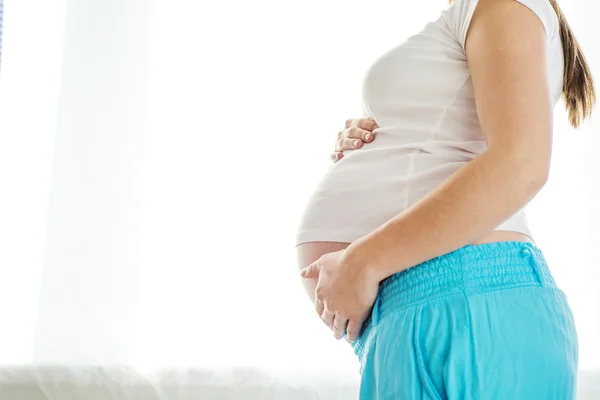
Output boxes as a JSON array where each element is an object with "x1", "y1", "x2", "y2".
[{"x1": 296, "y1": 1, "x2": 563, "y2": 253}]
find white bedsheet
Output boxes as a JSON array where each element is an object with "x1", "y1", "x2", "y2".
[
  {"x1": 0, "y1": 365, "x2": 358, "y2": 400},
  {"x1": 1, "y1": 365, "x2": 599, "y2": 399}
]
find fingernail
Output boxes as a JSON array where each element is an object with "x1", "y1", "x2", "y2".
[
  {"x1": 300, "y1": 269, "x2": 306, "y2": 277},
  {"x1": 365, "y1": 133, "x2": 371, "y2": 141},
  {"x1": 354, "y1": 140, "x2": 360, "y2": 147}
]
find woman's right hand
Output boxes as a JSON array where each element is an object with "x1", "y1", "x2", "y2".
[{"x1": 332, "y1": 117, "x2": 379, "y2": 162}]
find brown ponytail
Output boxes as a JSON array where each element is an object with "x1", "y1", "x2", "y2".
[
  {"x1": 547, "y1": 0, "x2": 596, "y2": 128},
  {"x1": 449, "y1": 0, "x2": 596, "y2": 128}
]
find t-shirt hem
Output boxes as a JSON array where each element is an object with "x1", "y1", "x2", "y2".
[{"x1": 295, "y1": 230, "x2": 367, "y2": 247}]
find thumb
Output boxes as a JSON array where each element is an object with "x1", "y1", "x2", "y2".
[{"x1": 300, "y1": 261, "x2": 320, "y2": 279}]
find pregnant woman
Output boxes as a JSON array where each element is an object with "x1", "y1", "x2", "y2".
[{"x1": 296, "y1": 0, "x2": 595, "y2": 398}]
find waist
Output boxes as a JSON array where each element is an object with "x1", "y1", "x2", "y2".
[
  {"x1": 472, "y1": 230, "x2": 534, "y2": 245},
  {"x1": 352, "y1": 241, "x2": 557, "y2": 357}
]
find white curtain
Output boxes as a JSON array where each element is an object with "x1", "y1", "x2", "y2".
[{"x1": 0, "y1": 0, "x2": 598, "y2": 398}]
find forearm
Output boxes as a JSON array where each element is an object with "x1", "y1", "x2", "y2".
[{"x1": 346, "y1": 147, "x2": 548, "y2": 281}]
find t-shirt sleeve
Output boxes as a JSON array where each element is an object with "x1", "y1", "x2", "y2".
[{"x1": 445, "y1": 0, "x2": 559, "y2": 49}]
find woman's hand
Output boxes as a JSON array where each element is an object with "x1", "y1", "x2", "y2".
[
  {"x1": 300, "y1": 248, "x2": 380, "y2": 343},
  {"x1": 332, "y1": 117, "x2": 378, "y2": 162}
]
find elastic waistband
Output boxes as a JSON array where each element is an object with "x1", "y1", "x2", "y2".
[{"x1": 352, "y1": 241, "x2": 556, "y2": 357}]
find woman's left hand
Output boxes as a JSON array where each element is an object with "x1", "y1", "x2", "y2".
[{"x1": 300, "y1": 249, "x2": 380, "y2": 342}]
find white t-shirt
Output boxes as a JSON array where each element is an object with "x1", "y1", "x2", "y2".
[{"x1": 296, "y1": 0, "x2": 564, "y2": 246}]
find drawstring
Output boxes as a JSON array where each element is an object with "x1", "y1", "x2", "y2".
[{"x1": 522, "y1": 245, "x2": 543, "y2": 287}]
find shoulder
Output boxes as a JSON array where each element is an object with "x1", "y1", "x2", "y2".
[{"x1": 444, "y1": 0, "x2": 560, "y2": 49}]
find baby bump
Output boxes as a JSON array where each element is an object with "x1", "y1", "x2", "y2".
[
  {"x1": 296, "y1": 241, "x2": 351, "y2": 302},
  {"x1": 295, "y1": 144, "x2": 470, "y2": 246}
]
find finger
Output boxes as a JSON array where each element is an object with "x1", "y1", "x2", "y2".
[
  {"x1": 321, "y1": 309, "x2": 335, "y2": 329},
  {"x1": 300, "y1": 261, "x2": 320, "y2": 279},
  {"x1": 338, "y1": 126, "x2": 374, "y2": 142},
  {"x1": 331, "y1": 152, "x2": 343, "y2": 163},
  {"x1": 341, "y1": 126, "x2": 375, "y2": 142},
  {"x1": 356, "y1": 117, "x2": 379, "y2": 132},
  {"x1": 346, "y1": 319, "x2": 363, "y2": 343},
  {"x1": 332, "y1": 315, "x2": 349, "y2": 340},
  {"x1": 314, "y1": 298, "x2": 324, "y2": 316},
  {"x1": 345, "y1": 117, "x2": 378, "y2": 130},
  {"x1": 335, "y1": 137, "x2": 364, "y2": 152}
]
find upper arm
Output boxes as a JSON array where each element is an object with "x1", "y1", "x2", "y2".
[{"x1": 453, "y1": 0, "x2": 555, "y2": 173}]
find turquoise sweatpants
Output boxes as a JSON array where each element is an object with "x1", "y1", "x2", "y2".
[{"x1": 352, "y1": 241, "x2": 578, "y2": 399}]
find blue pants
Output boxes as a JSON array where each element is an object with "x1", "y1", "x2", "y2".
[{"x1": 352, "y1": 241, "x2": 578, "y2": 399}]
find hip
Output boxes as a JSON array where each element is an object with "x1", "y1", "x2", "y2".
[{"x1": 353, "y1": 241, "x2": 578, "y2": 399}]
